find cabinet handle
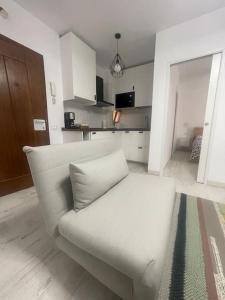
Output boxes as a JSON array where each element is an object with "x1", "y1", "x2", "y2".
[
  {"x1": 125, "y1": 131, "x2": 130, "y2": 133},
  {"x1": 92, "y1": 132, "x2": 96, "y2": 135},
  {"x1": 138, "y1": 131, "x2": 143, "y2": 134},
  {"x1": 138, "y1": 146, "x2": 143, "y2": 149},
  {"x1": 112, "y1": 131, "x2": 115, "y2": 133}
]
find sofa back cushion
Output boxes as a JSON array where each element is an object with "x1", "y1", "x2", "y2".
[
  {"x1": 23, "y1": 139, "x2": 121, "y2": 237},
  {"x1": 70, "y1": 150, "x2": 129, "y2": 211}
]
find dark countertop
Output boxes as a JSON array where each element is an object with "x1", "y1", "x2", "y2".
[{"x1": 62, "y1": 127, "x2": 150, "y2": 132}]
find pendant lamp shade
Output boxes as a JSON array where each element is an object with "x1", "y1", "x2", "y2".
[{"x1": 110, "y1": 33, "x2": 125, "y2": 78}]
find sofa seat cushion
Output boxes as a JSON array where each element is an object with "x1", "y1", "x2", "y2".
[{"x1": 58, "y1": 173, "x2": 175, "y2": 283}]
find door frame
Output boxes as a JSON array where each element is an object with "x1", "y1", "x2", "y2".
[
  {"x1": 171, "y1": 91, "x2": 178, "y2": 155},
  {"x1": 164, "y1": 51, "x2": 222, "y2": 183}
]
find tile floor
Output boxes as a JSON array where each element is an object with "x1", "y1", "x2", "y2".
[
  {"x1": 0, "y1": 188, "x2": 120, "y2": 300},
  {"x1": 163, "y1": 151, "x2": 225, "y2": 204}
]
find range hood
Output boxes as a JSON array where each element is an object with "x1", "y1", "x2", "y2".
[{"x1": 95, "y1": 76, "x2": 114, "y2": 107}]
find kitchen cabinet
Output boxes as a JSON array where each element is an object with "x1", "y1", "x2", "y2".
[
  {"x1": 60, "y1": 32, "x2": 96, "y2": 105},
  {"x1": 63, "y1": 131, "x2": 83, "y2": 143},
  {"x1": 90, "y1": 131, "x2": 122, "y2": 143},
  {"x1": 115, "y1": 62, "x2": 154, "y2": 107},
  {"x1": 90, "y1": 130, "x2": 150, "y2": 163},
  {"x1": 111, "y1": 130, "x2": 122, "y2": 143},
  {"x1": 122, "y1": 131, "x2": 150, "y2": 163},
  {"x1": 134, "y1": 63, "x2": 154, "y2": 107},
  {"x1": 90, "y1": 131, "x2": 112, "y2": 140}
]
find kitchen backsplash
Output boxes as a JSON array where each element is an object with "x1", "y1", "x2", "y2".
[
  {"x1": 64, "y1": 101, "x2": 151, "y2": 128},
  {"x1": 64, "y1": 101, "x2": 113, "y2": 127},
  {"x1": 118, "y1": 107, "x2": 151, "y2": 128}
]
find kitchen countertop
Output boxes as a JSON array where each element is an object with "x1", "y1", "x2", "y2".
[{"x1": 62, "y1": 127, "x2": 150, "y2": 132}]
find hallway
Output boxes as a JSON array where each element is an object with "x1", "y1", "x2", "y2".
[{"x1": 164, "y1": 151, "x2": 198, "y2": 183}]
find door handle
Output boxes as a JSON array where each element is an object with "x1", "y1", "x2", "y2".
[{"x1": 204, "y1": 122, "x2": 209, "y2": 126}]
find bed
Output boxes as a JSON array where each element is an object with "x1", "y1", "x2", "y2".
[{"x1": 190, "y1": 127, "x2": 203, "y2": 161}]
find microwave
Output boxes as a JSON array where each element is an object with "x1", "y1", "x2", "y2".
[{"x1": 115, "y1": 91, "x2": 135, "y2": 108}]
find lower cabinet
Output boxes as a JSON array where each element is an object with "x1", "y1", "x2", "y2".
[
  {"x1": 122, "y1": 131, "x2": 150, "y2": 163},
  {"x1": 63, "y1": 131, "x2": 83, "y2": 143},
  {"x1": 90, "y1": 130, "x2": 150, "y2": 163},
  {"x1": 90, "y1": 130, "x2": 122, "y2": 142}
]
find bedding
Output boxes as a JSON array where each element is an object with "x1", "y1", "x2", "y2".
[
  {"x1": 191, "y1": 135, "x2": 202, "y2": 161},
  {"x1": 158, "y1": 193, "x2": 225, "y2": 300}
]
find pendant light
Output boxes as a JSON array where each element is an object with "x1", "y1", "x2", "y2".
[{"x1": 110, "y1": 33, "x2": 125, "y2": 78}]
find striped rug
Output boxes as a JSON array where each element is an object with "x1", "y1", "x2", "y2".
[{"x1": 158, "y1": 193, "x2": 225, "y2": 300}]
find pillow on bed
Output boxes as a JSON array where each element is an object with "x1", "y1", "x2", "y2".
[{"x1": 70, "y1": 149, "x2": 129, "y2": 211}]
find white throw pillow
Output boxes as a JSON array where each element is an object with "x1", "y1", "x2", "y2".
[{"x1": 70, "y1": 149, "x2": 129, "y2": 211}]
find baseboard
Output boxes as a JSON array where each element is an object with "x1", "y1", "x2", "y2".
[
  {"x1": 207, "y1": 180, "x2": 225, "y2": 188},
  {"x1": 0, "y1": 174, "x2": 33, "y2": 197},
  {"x1": 148, "y1": 169, "x2": 160, "y2": 176}
]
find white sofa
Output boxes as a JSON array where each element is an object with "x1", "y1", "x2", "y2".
[{"x1": 24, "y1": 140, "x2": 175, "y2": 300}]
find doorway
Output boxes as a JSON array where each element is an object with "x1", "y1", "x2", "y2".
[
  {"x1": 0, "y1": 34, "x2": 50, "y2": 196},
  {"x1": 164, "y1": 53, "x2": 221, "y2": 184}
]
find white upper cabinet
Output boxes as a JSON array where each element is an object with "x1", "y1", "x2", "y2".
[
  {"x1": 115, "y1": 62, "x2": 154, "y2": 107},
  {"x1": 60, "y1": 32, "x2": 96, "y2": 105},
  {"x1": 134, "y1": 63, "x2": 154, "y2": 107}
]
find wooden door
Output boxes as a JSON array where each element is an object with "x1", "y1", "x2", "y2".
[{"x1": 0, "y1": 34, "x2": 49, "y2": 196}]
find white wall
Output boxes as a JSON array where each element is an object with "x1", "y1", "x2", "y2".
[
  {"x1": 149, "y1": 7, "x2": 225, "y2": 185},
  {"x1": 0, "y1": 0, "x2": 63, "y2": 144},
  {"x1": 162, "y1": 65, "x2": 179, "y2": 167},
  {"x1": 173, "y1": 67, "x2": 210, "y2": 151}
]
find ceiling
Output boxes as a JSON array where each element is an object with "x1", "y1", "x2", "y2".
[{"x1": 14, "y1": 0, "x2": 225, "y2": 68}]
